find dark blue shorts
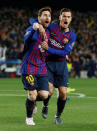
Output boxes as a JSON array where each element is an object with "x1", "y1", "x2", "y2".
[
  {"x1": 21, "y1": 74, "x2": 49, "y2": 91},
  {"x1": 47, "y1": 60, "x2": 68, "y2": 88}
]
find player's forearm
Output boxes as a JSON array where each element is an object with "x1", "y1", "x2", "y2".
[
  {"x1": 24, "y1": 31, "x2": 32, "y2": 42},
  {"x1": 24, "y1": 19, "x2": 39, "y2": 42},
  {"x1": 47, "y1": 45, "x2": 73, "y2": 57},
  {"x1": 48, "y1": 47, "x2": 66, "y2": 57},
  {"x1": 30, "y1": 18, "x2": 46, "y2": 38},
  {"x1": 24, "y1": 25, "x2": 36, "y2": 42}
]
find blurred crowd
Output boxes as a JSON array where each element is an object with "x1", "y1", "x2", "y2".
[
  {"x1": 70, "y1": 11, "x2": 97, "y2": 78},
  {"x1": 0, "y1": 7, "x2": 97, "y2": 78}
]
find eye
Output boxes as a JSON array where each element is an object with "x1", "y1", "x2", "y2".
[{"x1": 68, "y1": 16, "x2": 71, "y2": 18}]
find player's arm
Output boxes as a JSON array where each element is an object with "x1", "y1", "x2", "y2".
[
  {"x1": 48, "y1": 35, "x2": 76, "y2": 56},
  {"x1": 24, "y1": 25, "x2": 44, "y2": 43},
  {"x1": 24, "y1": 26, "x2": 36, "y2": 43},
  {"x1": 29, "y1": 18, "x2": 46, "y2": 39},
  {"x1": 24, "y1": 18, "x2": 42, "y2": 43},
  {"x1": 29, "y1": 18, "x2": 56, "y2": 39},
  {"x1": 42, "y1": 34, "x2": 76, "y2": 57}
]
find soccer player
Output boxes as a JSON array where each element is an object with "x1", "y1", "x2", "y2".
[
  {"x1": 41, "y1": 8, "x2": 76, "y2": 124},
  {"x1": 31, "y1": 8, "x2": 76, "y2": 124},
  {"x1": 21, "y1": 7, "x2": 51, "y2": 125}
]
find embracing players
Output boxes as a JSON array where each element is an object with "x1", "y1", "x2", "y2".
[
  {"x1": 21, "y1": 7, "x2": 76, "y2": 125},
  {"x1": 31, "y1": 8, "x2": 76, "y2": 124}
]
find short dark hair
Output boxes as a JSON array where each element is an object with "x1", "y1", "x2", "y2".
[
  {"x1": 60, "y1": 8, "x2": 72, "y2": 15},
  {"x1": 38, "y1": 6, "x2": 52, "y2": 16}
]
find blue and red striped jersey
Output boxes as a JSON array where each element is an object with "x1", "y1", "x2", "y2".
[
  {"x1": 47, "y1": 23, "x2": 76, "y2": 61},
  {"x1": 21, "y1": 25, "x2": 50, "y2": 75},
  {"x1": 28, "y1": 19, "x2": 76, "y2": 61}
]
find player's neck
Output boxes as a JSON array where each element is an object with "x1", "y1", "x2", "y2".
[
  {"x1": 42, "y1": 25, "x2": 47, "y2": 30},
  {"x1": 59, "y1": 26, "x2": 69, "y2": 32}
]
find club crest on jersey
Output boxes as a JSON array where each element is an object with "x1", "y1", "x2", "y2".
[
  {"x1": 63, "y1": 38, "x2": 69, "y2": 44},
  {"x1": 26, "y1": 75, "x2": 34, "y2": 86}
]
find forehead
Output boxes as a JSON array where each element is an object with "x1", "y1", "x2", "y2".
[
  {"x1": 41, "y1": 11, "x2": 51, "y2": 15},
  {"x1": 61, "y1": 12, "x2": 71, "y2": 16}
]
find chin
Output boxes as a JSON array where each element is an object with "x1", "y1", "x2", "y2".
[
  {"x1": 63, "y1": 25, "x2": 68, "y2": 29},
  {"x1": 45, "y1": 24, "x2": 49, "y2": 28}
]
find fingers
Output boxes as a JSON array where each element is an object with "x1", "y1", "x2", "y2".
[
  {"x1": 41, "y1": 41, "x2": 48, "y2": 50},
  {"x1": 33, "y1": 23, "x2": 46, "y2": 39},
  {"x1": 39, "y1": 25, "x2": 45, "y2": 34},
  {"x1": 39, "y1": 24, "x2": 46, "y2": 39},
  {"x1": 33, "y1": 24, "x2": 47, "y2": 40},
  {"x1": 33, "y1": 23, "x2": 39, "y2": 30},
  {"x1": 66, "y1": 55, "x2": 71, "y2": 62},
  {"x1": 45, "y1": 39, "x2": 48, "y2": 42}
]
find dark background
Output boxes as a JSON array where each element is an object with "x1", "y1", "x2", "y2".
[{"x1": 0, "y1": 0, "x2": 97, "y2": 12}]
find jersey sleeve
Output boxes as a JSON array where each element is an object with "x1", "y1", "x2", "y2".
[
  {"x1": 24, "y1": 18, "x2": 39, "y2": 43},
  {"x1": 29, "y1": 18, "x2": 38, "y2": 25},
  {"x1": 48, "y1": 33, "x2": 76, "y2": 57},
  {"x1": 24, "y1": 25, "x2": 39, "y2": 43},
  {"x1": 48, "y1": 23, "x2": 57, "y2": 31},
  {"x1": 24, "y1": 26, "x2": 34, "y2": 43}
]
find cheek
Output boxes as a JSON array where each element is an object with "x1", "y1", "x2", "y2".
[
  {"x1": 49, "y1": 17, "x2": 51, "y2": 22},
  {"x1": 68, "y1": 20, "x2": 71, "y2": 25},
  {"x1": 40, "y1": 19, "x2": 45, "y2": 24},
  {"x1": 40, "y1": 16, "x2": 45, "y2": 21},
  {"x1": 68, "y1": 18, "x2": 72, "y2": 22}
]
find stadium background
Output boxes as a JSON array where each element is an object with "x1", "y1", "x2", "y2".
[
  {"x1": 0, "y1": 0, "x2": 97, "y2": 78},
  {"x1": 0, "y1": 1, "x2": 97, "y2": 131}
]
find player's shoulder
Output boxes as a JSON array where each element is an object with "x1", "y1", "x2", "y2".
[
  {"x1": 70, "y1": 29, "x2": 76, "y2": 39},
  {"x1": 26, "y1": 18, "x2": 38, "y2": 32},
  {"x1": 70, "y1": 29, "x2": 76, "y2": 35},
  {"x1": 49, "y1": 22, "x2": 58, "y2": 28},
  {"x1": 26, "y1": 26, "x2": 33, "y2": 32},
  {"x1": 29, "y1": 18, "x2": 38, "y2": 25}
]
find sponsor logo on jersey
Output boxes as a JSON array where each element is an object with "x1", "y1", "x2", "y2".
[{"x1": 49, "y1": 38, "x2": 64, "y2": 48}]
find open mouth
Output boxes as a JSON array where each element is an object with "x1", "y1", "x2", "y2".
[
  {"x1": 64, "y1": 21, "x2": 68, "y2": 24},
  {"x1": 45, "y1": 20, "x2": 49, "y2": 24}
]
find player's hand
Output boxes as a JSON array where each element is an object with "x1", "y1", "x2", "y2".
[
  {"x1": 33, "y1": 23, "x2": 39, "y2": 30},
  {"x1": 41, "y1": 40, "x2": 48, "y2": 50},
  {"x1": 39, "y1": 24, "x2": 46, "y2": 39},
  {"x1": 66, "y1": 55, "x2": 71, "y2": 62}
]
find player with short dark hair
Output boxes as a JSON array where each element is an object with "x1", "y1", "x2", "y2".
[
  {"x1": 38, "y1": 7, "x2": 51, "y2": 16},
  {"x1": 30, "y1": 8, "x2": 76, "y2": 124},
  {"x1": 40, "y1": 8, "x2": 76, "y2": 124},
  {"x1": 21, "y1": 6, "x2": 51, "y2": 126}
]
